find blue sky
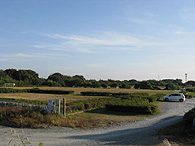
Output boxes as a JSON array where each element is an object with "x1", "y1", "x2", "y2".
[{"x1": 1, "y1": 0, "x2": 195, "y2": 81}]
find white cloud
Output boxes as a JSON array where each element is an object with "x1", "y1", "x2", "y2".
[
  {"x1": 42, "y1": 33, "x2": 142, "y2": 46},
  {"x1": 174, "y1": 30, "x2": 195, "y2": 35},
  {"x1": 36, "y1": 32, "x2": 163, "y2": 53},
  {"x1": 0, "y1": 53, "x2": 69, "y2": 62}
]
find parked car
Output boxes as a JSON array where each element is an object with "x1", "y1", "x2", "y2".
[{"x1": 163, "y1": 93, "x2": 185, "y2": 102}]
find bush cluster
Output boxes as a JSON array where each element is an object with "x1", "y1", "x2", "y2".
[
  {"x1": 0, "y1": 107, "x2": 100, "y2": 128},
  {"x1": 183, "y1": 107, "x2": 195, "y2": 126},
  {"x1": 146, "y1": 94, "x2": 165, "y2": 102},
  {"x1": 106, "y1": 98, "x2": 157, "y2": 114},
  {"x1": 66, "y1": 98, "x2": 112, "y2": 113}
]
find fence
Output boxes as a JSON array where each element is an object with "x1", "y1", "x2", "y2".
[{"x1": 0, "y1": 101, "x2": 47, "y2": 112}]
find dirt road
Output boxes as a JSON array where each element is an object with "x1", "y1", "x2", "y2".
[{"x1": 1, "y1": 99, "x2": 195, "y2": 146}]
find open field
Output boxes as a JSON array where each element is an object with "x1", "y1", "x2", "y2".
[
  {"x1": 0, "y1": 93, "x2": 105, "y2": 103},
  {"x1": 10, "y1": 86, "x2": 174, "y2": 94},
  {"x1": 0, "y1": 87, "x2": 174, "y2": 103},
  {"x1": 0, "y1": 87, "x2": 173, "y2": 128}
]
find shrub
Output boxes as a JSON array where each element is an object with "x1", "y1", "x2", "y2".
[
  {"x1": 0, "y1": 107, "x2": 101, "y2": 128},
  {"x1": 106, "y1": 98, "x2": 157, "y2": 114},
  {"x1": 147, "y1": 94, "x2": 165, "y2": 102},
  {"x1": 80, "y1": 91, "x2": 131, "y2": 97},
  {"x1": 66, "y1": 98, "x2": 112, "y2": 113},
  {"x1": 0, "y1": 88, "x2": 74, "y2": 94},
  {"x1": 0, "y1": 88, "x2": 28, "y2": 93},
  {"x1": 66, "y1": 102, "x2": 85, "y2": 113},
  {"x1": 131, "y1": 93, "x2": 149, "y2": 98},
  {"x1": 28, "y1": 88, "x2": 74, "y2": 94},
  {"x1": 183, "y1": 107, "x2": 195, "y2": 126}
]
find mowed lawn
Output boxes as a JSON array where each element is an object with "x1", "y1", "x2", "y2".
[{"x1": 0, "y1": 87, "x2": 174, "y2": 103}]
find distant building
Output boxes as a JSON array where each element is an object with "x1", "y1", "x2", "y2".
[{"x1": 4, "y1": 83, "x2": 15, "y2": 87}]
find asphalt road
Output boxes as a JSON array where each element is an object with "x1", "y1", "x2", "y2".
[{"x1": 1, "y1": 98, "x2": 195, "y2": 146}]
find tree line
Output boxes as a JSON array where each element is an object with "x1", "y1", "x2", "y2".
[{"x1": 0, "y1": 68, "x2": 191, "y2": 90}]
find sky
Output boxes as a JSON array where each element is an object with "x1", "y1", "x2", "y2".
[{"x1": 1, "y1": 0, "x2": 195, "y2": 81}]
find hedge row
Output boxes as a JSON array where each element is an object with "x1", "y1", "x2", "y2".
[
  {"x1": 183, "y1": 107, "x2": 195, "y2": 126},
  {"x1": 105, "y1": 98, "x2": 158, "y2": 114},
  {"x1": 0, "y1": 88, "x2": 28, "y2": 93},
  {"x1": 28, "y1": 88, "x2": 74, "y2": 94},
  {"x1": 0, "y1": 88, "x2": 74, "y2": 95},
  {"x1": 66, "y1": 98, "x2": 112, "y2": 113},
  {"x1": 80, "y1": 91, "x2": 151, "y2": 97},
  {"x1": 80, "y1": 91, "x2": 131, "y2": 96}
]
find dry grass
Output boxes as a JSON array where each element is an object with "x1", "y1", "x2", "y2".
[
  {"x1": 0, "y1": 93, "x2": 105, "y2": 103},
  {"x1": 12, "y1": 86, "x2": 174, "y2": 94},
  {"x1": 1, "y1": 87, "x2": 173, "y2": 103}
]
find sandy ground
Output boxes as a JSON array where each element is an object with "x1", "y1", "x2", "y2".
[{"x1": 1, "y1": 99, "x2": 195, "y2": 146}]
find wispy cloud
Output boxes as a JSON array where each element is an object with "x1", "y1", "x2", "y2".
[
  {"x1": 35, "y1": 32, "x2": 162, "y2": 53},
  {"x1": 174, "y1": 30, "x2": 195, "y2": 35},
  {"x1": 0, "y1": 53, "x2": 69, "y2": 62},
  {"x1": 128, "y1": 62, "x2": 153, "y2": 67},
  {"x1": 41, "y1": 32, "x2": 142, "y2": 46}
]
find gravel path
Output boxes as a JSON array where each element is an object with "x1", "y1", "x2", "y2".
[{"x1": 1, "y1": 99, "x2": 195, "y2": 146}]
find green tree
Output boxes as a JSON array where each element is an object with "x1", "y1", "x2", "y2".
[
  {"x1": 48, "y1": 73, "x2": 66, "y2": 86},
  {"x1": 134, "y1": 81, "x2": 152, "y2": 89}
]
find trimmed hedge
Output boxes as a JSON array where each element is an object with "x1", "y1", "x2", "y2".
[
  {"x1": 105, "y1": 98, "x2": 157, "y2": 114},
  {"x1": 28, "y1": 88, "x2": 74, "y2": 94},
  {"x1": 66, "y1": 98, "x2": 113, "y2": 113},
  {"x1": 0, "y1": 88, "x2": 74, "y2": 95},
  {"x1": 80, "y1": 91, "x2": 131, "y2": 97},
  {"x1": 0, "y1": 88, "x2": 28, "y2": 93}
]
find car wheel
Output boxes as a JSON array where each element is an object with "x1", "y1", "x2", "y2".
[
  {"x1": 165, "y1": 98, "x2": 169, "y2": 102},
  {"x1": 179, "y1": 99, "x2": 183, "y2": 102}
]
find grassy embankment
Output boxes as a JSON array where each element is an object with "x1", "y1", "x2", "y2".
[
  {"x1": 158, "y1": 106, "x2": 195, "y2": 145},
  {"x1": 0, "y1": 87, "x2": 174, "y2": 128}
]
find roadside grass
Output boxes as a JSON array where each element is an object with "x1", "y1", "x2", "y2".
[
  {"x1": 185, "y1": 91, "x2": 195, "y2": 97},
  {"x1": 0, "y1": 106, "x2": 109, "y2": 128},
  {"x1": 158, "y1": 105, "x2": 195, "y2": 146},
  {"x1": 72, "y1": 103, "x2": 163, "y2": 127},
  {"x1": 158, "y1": 121, "x2": 195, "y2": 145},
  {"x1": 0, "y1": 105, "x2": 163, "y2": 129}
]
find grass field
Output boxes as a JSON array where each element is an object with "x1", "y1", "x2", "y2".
[
  {"x1": 0, "y1": 87, "x2": 174, "y2": 128},
  {"x1": 5, "y1": 87, "x2": 174, "y2": 101}
]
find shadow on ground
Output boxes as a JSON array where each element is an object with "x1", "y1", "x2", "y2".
[{"x1": 62, "y1": 116, "x2": 183, "y2": 145}]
